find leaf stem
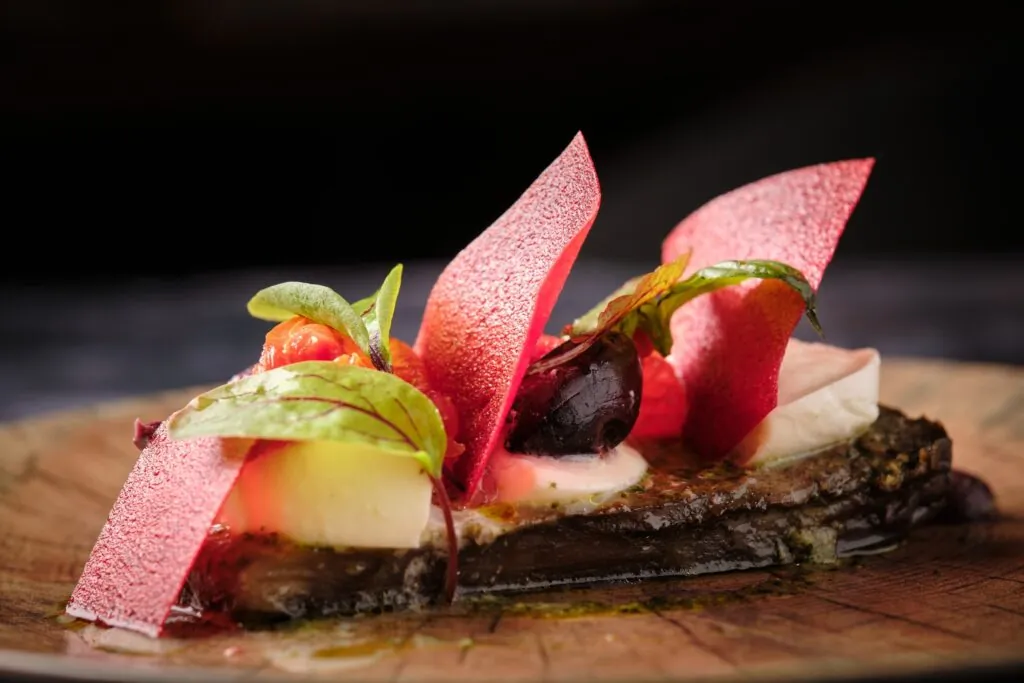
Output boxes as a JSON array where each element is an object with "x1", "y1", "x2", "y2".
[
  {"x1": 526, "y1": 336, "x2": 592, "y2": 375},
  {"x1": 429, "y1": 473, "x2": 459, "y2": 605},
  {"x1": 368, "y1": 344, "x2": 392, "y2": 374}
]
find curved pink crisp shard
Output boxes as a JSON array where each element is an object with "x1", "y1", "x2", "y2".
[
  {"x1": 663, "y1": 159, "x2": 875, "y2": 461},
  {"x1": 416, "y1": 133, "x2": 601, "y2": 501},
  {"x1": 66, "y1": 423, "x2": 254, "y2": 637}
]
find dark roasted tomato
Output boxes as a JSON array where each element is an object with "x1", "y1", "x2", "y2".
[{"x1": 505, "y1": 331, "x2": 643, "y2": 456}]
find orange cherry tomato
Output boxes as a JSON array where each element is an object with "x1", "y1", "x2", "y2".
[
  {"x1": 257, "y1": 316, "x2": 367, "y2": 372},
  {"x1": 334, "y1": 351, "x2": 376, "y2": 370}
]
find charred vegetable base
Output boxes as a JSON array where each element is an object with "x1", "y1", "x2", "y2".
[{"x1": 185, "y1": 407, "x2": 970, "y2": 626}]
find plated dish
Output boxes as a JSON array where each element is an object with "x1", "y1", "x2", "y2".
[{"x1": 63, "y1": 133, "x2": 995, "y2": 638}]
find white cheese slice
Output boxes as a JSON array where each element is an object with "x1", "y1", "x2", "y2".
[
  {"x1": 735, "y1": 339, "x2": 881, "y2": 465},
  {"x1": 489, "y1": 443, "x2": 649, "y2": 506},
  {"x1": 215, "y1": 440, "x2": 432, "y2": 549}
]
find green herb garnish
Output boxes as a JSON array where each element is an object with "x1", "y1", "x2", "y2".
[
  {"x1": 534, "y1": 255, "x2": 821, "y2": 372},
  {"x1": 168, "y1": 360, "x2": 446, "y2": 477},
  {"x1": 351, "y1": 264, "x2": 403, "y2": 373},
  {"x1": 248, "y1": 281, "x2": 372, "y2": 360},
  {"x1": 247, "y1": 267, "x2": 406, "y2": 373}
]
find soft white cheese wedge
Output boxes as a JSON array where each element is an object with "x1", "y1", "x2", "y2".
[
  {"x1": 489, "y1": 443, "x2": 649, "y2": 506},
  {"x1": 215, "y1": 440, "x2": 432, "y2": 549},
  {"x1": 735, "y1": 339, "x2": 881, "y2": 465}
]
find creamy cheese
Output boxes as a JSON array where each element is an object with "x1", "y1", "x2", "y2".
[
  {"x1": 215, "y1": 440, "x2": 433, "y2": 549},
  {"x1": 735, "y1": 339, "x2": 881, "y2": 465},
  {"x1": 489, "y1": 443, "x2": 649, "y2": 506}
]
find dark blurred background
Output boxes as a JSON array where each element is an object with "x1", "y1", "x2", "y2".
[{"x1": 1, "y1": 1, "x2": 1022, "y2": 420}]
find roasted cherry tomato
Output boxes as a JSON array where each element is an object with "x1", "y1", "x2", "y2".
[
  {"x1": 257, "y1": 316, "x2": 367, "y2": 372},
  {"x1": 527, "y1": 331, "x2": 687, "y2": 442},
  {"x1": 531, "y1": 331, "x2": 686, "y2": 441},
  {"x1": 391, "y1": 339, "x2": 464, "y2": 460},
  {"x1": 631, "y1": 347, "x2": 688, "y2": 441},
  {"x1": 507, "y1": 331, "x2": 642, "y2": 456}
]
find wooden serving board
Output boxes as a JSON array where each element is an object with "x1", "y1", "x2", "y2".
[{"x1": 1, "y1": 358, "x2": 1022, "y2": 683}]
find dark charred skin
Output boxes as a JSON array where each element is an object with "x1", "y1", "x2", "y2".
[{"x1": 505, "y1": 331, "x2": 643, "y2": 456}]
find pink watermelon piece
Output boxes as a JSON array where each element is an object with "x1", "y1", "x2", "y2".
[
  {"x1": 66, "y1": 423, "x2": 254, "y2": 637},
  {"x1": 415, "y1": 132, "x2": 601, "y2": 501},
  {"x1": 663, "y1": 159, "x2": 875, "y2": 461}
]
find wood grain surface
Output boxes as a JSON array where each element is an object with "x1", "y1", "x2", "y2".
[{"x1": 0, "y1": 358, "x2": 1022, "y2": 683}]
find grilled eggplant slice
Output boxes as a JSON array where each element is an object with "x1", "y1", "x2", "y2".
[{"x1": 185, "y1": 406, "x2": 972, "y2": 624}]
